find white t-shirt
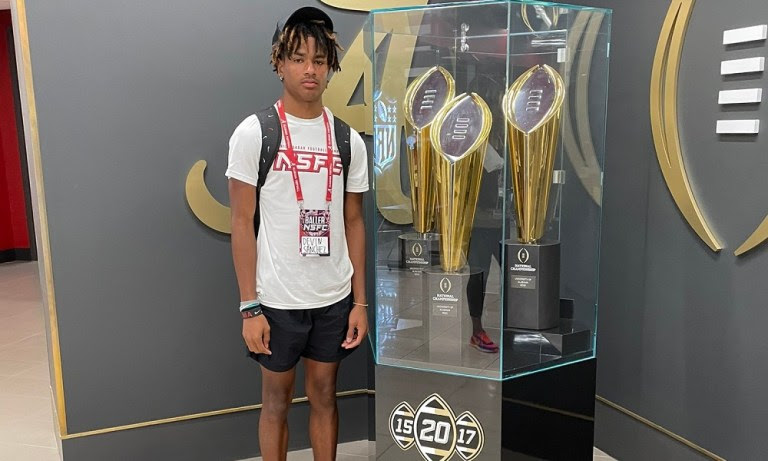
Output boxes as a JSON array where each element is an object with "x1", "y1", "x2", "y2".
[{"x1": 225, "y1": 106, "x2": 369, "y2": 310}]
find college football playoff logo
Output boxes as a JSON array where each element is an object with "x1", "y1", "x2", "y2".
[
  {"x1": 517, "y1": 248, "x2": 530, "y2": 264},
  {"x1": 389, "y1": 393, "x2": 484, "y2": 461},
  {"x1": 412, "y1": 242, "x2": 424, "y2": 257},
  {"x1": 439, "y1": 277, "x2": 452, "y2": 294}
]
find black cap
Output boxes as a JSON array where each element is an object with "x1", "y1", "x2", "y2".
[{"x1": 272, "y1": 6, "x2": 334, "y2": 45}]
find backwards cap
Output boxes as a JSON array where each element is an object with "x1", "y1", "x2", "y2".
[{"x1": 272, "y1": 6, "x2": 334, "y2": 45}]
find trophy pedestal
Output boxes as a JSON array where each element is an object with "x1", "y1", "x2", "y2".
[
  {"x1": 422, "y1": 266, "x2": 483, "y2": 360},
  {"x1": 398, "y1": 232, "x2": 440, "y2": 271},
  {"x1": 375, "y1": 358, "x2": 597, "y2": 461},
  {"x1": 503, "y1": 240, "x2": 560, "y2": 330}
]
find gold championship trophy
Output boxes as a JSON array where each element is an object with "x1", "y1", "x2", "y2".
[
  {"x1": 502, "y1": 64, "x2": 565, "y2": 330},
  {"x1": 399, "y1": 66, "x2": 455, "y2": 271},
  {"x1": 422, "y1": 93, "x2": 492, "y2": 358}
]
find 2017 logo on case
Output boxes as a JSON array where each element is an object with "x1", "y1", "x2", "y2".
[{"x1": 389, "y1": 393, "x2": 484, "y2": 461}]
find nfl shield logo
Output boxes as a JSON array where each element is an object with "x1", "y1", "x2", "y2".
[{"x1": 374, "y1": 90, "x2": 398, "y2": 176}]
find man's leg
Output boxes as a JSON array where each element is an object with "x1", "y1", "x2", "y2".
[
  {"x1": 259, "y1": 366, "x2": 296, "y2": 461},
  {"x1": 304, "y1": 358, "x2": 340, "y2": 461}
]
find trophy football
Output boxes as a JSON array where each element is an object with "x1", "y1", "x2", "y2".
[
  {"x1": 399, "y1": 66, "x2": 455, "y2": 271},
  {"x1": 502, "y1": 64, "x2": 565, "y2": 330},
  {"x1": 422, "y1": 93, "x2": 492, "y2": 356}
]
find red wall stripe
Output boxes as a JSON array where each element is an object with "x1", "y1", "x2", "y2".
[{"x1": 0, "y1": 10, "x2": 30, "y2": 251}]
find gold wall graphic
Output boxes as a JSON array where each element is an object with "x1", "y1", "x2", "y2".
[
  {"x1": 735, "y1": 216, "x2": 768, "y2": 256},
  {"x1": 650, "y1": 0, "x2": 723, "y2": 252},
  {"x1": 186, "y1": 160, "x2": 231, "y2": 234},
  {"x1": 651, "y1": 0, "x2": 768, "y2": 256}
]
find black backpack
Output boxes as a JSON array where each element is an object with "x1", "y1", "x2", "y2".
[{"x1": 253, "y1": 105, "x2": 352, "y2": 236}]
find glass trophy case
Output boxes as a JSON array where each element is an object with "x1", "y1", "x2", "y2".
[{"x1": 365, "y1": 0, "x2": 611, "y2": 381}]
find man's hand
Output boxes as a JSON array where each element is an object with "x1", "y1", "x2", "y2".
[
  {"x1": 243, "y1": 315, "x2": 271, "y2": 355},
  {"x1": 342, "y1": 305, "x2": 368, "y2": 349}
]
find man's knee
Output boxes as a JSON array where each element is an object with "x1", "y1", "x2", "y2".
[
  {"x1": 262, "y1": 389, "x2": 292, "y2": 419},
  {"x1": 306, "y1": 378, "x2": 337, "y2": 409},
  {"x1": 261, "y1": 374, "x2": 295, "y2": 419}
]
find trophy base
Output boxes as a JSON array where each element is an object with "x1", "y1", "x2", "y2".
[
  {"x1": 422, "y1": 265, "x2": 484, "y2": 360},
  {"x1": 398, "y1": 232, "x2": 440, "y2": 271},
  {"x1": 502, "y1": 240, "x2": 560, "y2": 330}
]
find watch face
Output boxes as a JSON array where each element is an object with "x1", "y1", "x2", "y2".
[
  {"x1": 436, "y1": 94, "x2": 488, "y2": 162},
  {"x1": 509, "y1": 66, "x2": 559, "y2": 133}
]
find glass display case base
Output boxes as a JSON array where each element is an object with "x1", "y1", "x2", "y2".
[{"x1": 375, "y1": 359, "x2": 596, "y2": 460}]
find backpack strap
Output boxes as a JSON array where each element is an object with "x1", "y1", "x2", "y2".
[
  {"x1": 256, "y1": 105, "x2": 282, "y2": 189},
  {"x1": 254, "y1": 105, "x2": 282, "y2": 236},
  {"x1": 333, "y1": 116, "x2": 352, "y2": 189}
]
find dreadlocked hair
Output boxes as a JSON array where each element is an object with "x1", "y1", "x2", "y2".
[{"x1": 271, "y1": 20, "x2": 343, "y2": 73}]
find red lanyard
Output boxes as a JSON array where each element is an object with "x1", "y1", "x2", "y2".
[{"x1": 275, "y1": 100, "x2": 334, "y2": 208}]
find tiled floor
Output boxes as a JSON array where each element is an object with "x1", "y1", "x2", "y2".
[
  {"x1": 0, "y1": 261, "x2": 60, "y2": 460},
  {"x1": 0, "y1": 261, "x2": 617, "y2": 460},
  {"x1": 241, "y1": 440, "x2": 372, "y2": 460},
  {"x1": 243, "y1": 441, "x2": 616, "y2": 460},
  {"x1": 594, "y1": 447, "x2": 616, "y2": 460}
]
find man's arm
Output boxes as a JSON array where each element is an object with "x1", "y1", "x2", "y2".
[
  {"x1": 229, "y1": 179, "x2": 258, "y2": 300},
  {"x1": 229, "y1": 178, "x2": 271, "y2": 355},
  {"x1": 342, "y1": 191, "x2": 368, "y2": 349}
]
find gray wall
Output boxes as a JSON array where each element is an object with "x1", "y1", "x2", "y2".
[
  {"x1": 24, "y1": 0, "x2": 371, "y2": 458},
  {"x1": 580, "y1": 0, "x2": 768, "y2": 459}
]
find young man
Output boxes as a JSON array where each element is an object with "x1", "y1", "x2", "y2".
[{"x1": 226, "y1": 7, "x2": 368, "y2": 461}]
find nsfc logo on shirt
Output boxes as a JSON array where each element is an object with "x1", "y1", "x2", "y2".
[
  {"x1": 274, "y1": 149, "x2": 344, "y2": 175},
  {"x1": 389, "y1": 393, "x2": 484, "y2": 461}
]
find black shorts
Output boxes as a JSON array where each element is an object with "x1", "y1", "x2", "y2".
[{"x1": 248, "y1": 293, "x2": 356, "y2": 372}]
